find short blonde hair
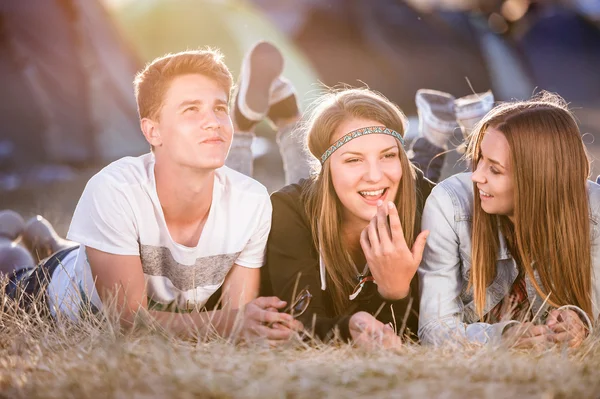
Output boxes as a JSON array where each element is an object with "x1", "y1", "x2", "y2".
[{"x1": 133, "y1": 48, "x2": 233, "y2": 121}]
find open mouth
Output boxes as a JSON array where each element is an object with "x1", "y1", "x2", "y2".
[
  {"x1": 359, "y1": 187, "x2": 388, "y2": 201},
  {"x1": 479, "y1": 189, "x2": 493, "y2": 198}
]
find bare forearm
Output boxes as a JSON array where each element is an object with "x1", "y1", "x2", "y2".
[{"x1": 222, "y1": 264, "x2": 260, "y2": 310}]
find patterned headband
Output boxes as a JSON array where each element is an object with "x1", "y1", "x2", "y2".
[{"x1": 320, "y1": 126, "x2": 405, "y2": 165}]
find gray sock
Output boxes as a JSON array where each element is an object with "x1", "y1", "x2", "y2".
[
  {"x1": 455, "y1": 90, "x2": 495, "y2": 139},
  {"x1": 225, "y1": 133, "x2": 255, "y2": 177},
  {"x1": 415, "y1": 89, "x2": 459, "y2": 150}
]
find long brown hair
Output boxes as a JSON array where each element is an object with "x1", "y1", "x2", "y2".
[
  {"x1": 466, "y1": 92, "x2": 592, "y2": 318},
  {"x1": 302, "y1": 88, "x2": 418, "y2": 314}
]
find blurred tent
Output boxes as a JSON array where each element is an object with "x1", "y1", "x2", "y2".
[
  {"x1": 0, "y1": 0, "x2": 147, "y2": 171},
  {"x1": 514, "y1": 3, "x2": 600, "y2": 107},
  {"x1": 112, "y1": 0, "x2": 320, "y2": 110},
  {"x1": 255, "y1": 0, "x2": 508, "y2": 116}
]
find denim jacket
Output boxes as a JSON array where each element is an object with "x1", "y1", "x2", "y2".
[{"x1": 418, "y1": 172, "x2": 600, "y2": 345}]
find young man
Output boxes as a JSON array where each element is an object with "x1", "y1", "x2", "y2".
[{"x1": 3, "y1": 48, "x2": 301, "y2": 342}]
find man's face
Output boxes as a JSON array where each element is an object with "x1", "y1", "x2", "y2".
[{"x1": 147, "y1": 74, "x2": 233, "y2": 171}]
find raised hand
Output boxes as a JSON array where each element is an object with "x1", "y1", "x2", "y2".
[{"x1": 359, "y1": 200, "x2": 429, "y2": 300}]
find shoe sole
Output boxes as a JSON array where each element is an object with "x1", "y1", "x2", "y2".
[{"x1": 240, "y1": 42, "x2": 284, "y2": 119}]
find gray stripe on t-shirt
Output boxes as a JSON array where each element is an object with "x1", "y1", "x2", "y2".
[{"x1": 139, "y1": 245, "x2": 241, "y2": 291}]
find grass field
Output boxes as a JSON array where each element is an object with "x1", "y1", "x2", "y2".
[
  {"x1": 3, "y1": 128, "x2": 600, "y2": 398},
  {"x1": 1, "y1": 297, "x2": 600, "y2": 399}
]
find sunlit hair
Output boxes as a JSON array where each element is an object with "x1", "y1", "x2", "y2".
[
  {"x1": 466, "y1": 91, "x2": 592, "y2": 318},
  {"x1": 302, "y1": 88, "x2": 418, "y2": 314},
  {"x1": 133, "y1": 48, "x2": 233, "y2": 121}
]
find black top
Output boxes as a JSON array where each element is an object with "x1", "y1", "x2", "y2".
[{"x1": 262, "y1": 168, "x2": 435, "y2": 342}]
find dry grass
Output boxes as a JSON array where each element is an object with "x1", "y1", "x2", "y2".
[
  {"x1": 3, "y1": 141, "x2": 600, "y2": 398},
  {"x1": 1, "y1": 287, "x2": 600, "y2": 399}
]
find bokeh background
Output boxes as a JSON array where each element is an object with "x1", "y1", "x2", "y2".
[{"x1": 1, "y1": 0, "x2": 599, "y2": 233}]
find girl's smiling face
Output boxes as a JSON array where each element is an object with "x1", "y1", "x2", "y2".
[
  {"x1": 329, "y1": 117, "x2": 403, "y2": 225},
  {"x1": 471, "y1": 127, "x2": 515, "y2": 218}
]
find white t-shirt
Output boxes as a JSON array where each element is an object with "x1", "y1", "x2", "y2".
[{"x1": 47, "y1": 153, "x2": 272, "y2": 319}]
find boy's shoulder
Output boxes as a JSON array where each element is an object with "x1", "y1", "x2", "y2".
[
  {"x1": 215, "y1": 166, "x2": 269, "y2": 199},
  {"x1": 89, "y1": 153, "x2": 153, "y2": 189}
]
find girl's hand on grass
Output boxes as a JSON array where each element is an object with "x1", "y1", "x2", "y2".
[
  {"x1": 239, "y1": 296, "x2": 303, "y2": 344},
  {"x1": 546, "y1": 309, "x2": 588, "y2": 348},
  {"x1": 360, "y1": 201, "x2": 429, "y2": 300},
  {"x1": 503, "y1": 322, "x2": 553, "y2": 349},
  {"x1": 349, "y1": 311, "x2": 402, "y2": 350}
]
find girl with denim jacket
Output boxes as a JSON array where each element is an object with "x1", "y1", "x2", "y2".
[{"x1": 419, "y1": 92, "x2": 599, "y2": 348}]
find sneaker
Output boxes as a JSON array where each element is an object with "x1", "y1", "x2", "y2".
[
  {"x1": 455, "y1": 90, "x2": 495, "y2": 139},
  {"x1": 269, "y1": 76, "x2": 295, "y2": 107},
  {"x1": 267, "y1": 76, "x2": 300, "y2": 125},
  {"x1": 0, "y1": 210, "x2": 24, "y2": 241},
  {"x1": 415, "y1": 89, "x2": 459, "y2": 150},
  {"x1": 22, "y1": 215, "x2": 75, "y2": 260},
  {"x1": 235, "y1": 41, "x2": 284, "y2": 124},
  {"x1": 0, "y1": 243, "x2": 35, "y2": 274}
]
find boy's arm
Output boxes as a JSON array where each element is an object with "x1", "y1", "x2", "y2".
[
  {"x1": 219, "y1": 190, "x2": 271, "y2": 310},
  {"x1": 85, "y1": 247, "x2": 297, "y2": 339},
  {"x1": 221, "y1": 264, "x2": 260, "y2": 310}
]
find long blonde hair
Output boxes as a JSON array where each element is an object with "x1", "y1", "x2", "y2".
[
  {"x1": 302, "y1": 88, "x2": 418, "y2": 314},
  {"x1": 466, "y1": 92, "x2": 592, "y2": 318}
]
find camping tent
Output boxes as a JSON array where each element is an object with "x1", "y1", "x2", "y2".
[
  {"x1": 0, "y1": 0, "x2": 147, "y2": 170},
  {"x1": 111, "y1": 0, "x2": 320, "y2": 111}
]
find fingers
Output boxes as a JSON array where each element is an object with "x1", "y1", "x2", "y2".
[
  {"x1": 546, "y1": 309, "x2": 586, "y2": 337},
  {"x1": 512, "y1": 334, "x2": 551, "y2": 349},
  {"x1": 524, "y1": 324, "x2": 552, "y2": 337},
  {"x1": 258, "y1": 308, "x2": 296, "y2": 325},
  {"x1": 349, "y1": 312, "x2": 383, "y2": 336},
  {"x1": 351, "y1": 321, "x2": 402, "y2": 349},
  {"x1": 271, "y1": 320, "x2": 304, "y2": 333},
  {"x1": 380, "y1": 326, "x2": 402, "y2": 349},
  {"x1": 506, "y1": 320, "x2": 587, "y2": 349},
  {"x1": 410, "y1": 230, "x2": 429, "y2": 265},
  {"x1": 548, "y1": 331, "x2": 585, "y2": 348},
  {"x1": 376, "y1": 201, "x2": 392, "y2": 247},
  {"x1": 250, "y1": 324, "x2": 296, "y2": 340},
  {"x1": 546, "y1": 309, "x2": 561, "y2": 328},
  {"x1": 367, "y1": 215, "x2": 380, "y2": 250},
  {"x1": 386, "y1": 201, "x2": 405, "y2": 243},
  {"x1": 281, "y1": 318, "x2": 304, "y2": 332},
  {"x1": 244, "y1": 319, "x2": 304, "y2": 342},
  {"x1": 360, "y1": 226, "x2": 371, "y2": 253},
  {"x1": 504, "y1": 323, "x2": 549, "y2": 341},
  {"x1": 547, "y1": 321, "x2": 586, "y2": 346},
  {"x1": 252, "y1": 296, "x2": 287, "y2": 310},
  {"x1": 548, "y1": 321, "x2": 584, "y2": 334},
  {"x1": 506, "y1": 323, "x2": 552, "y2": 349},
  {"x1": 254, "y1": 304, "x2": 304, "y2": 332}
]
